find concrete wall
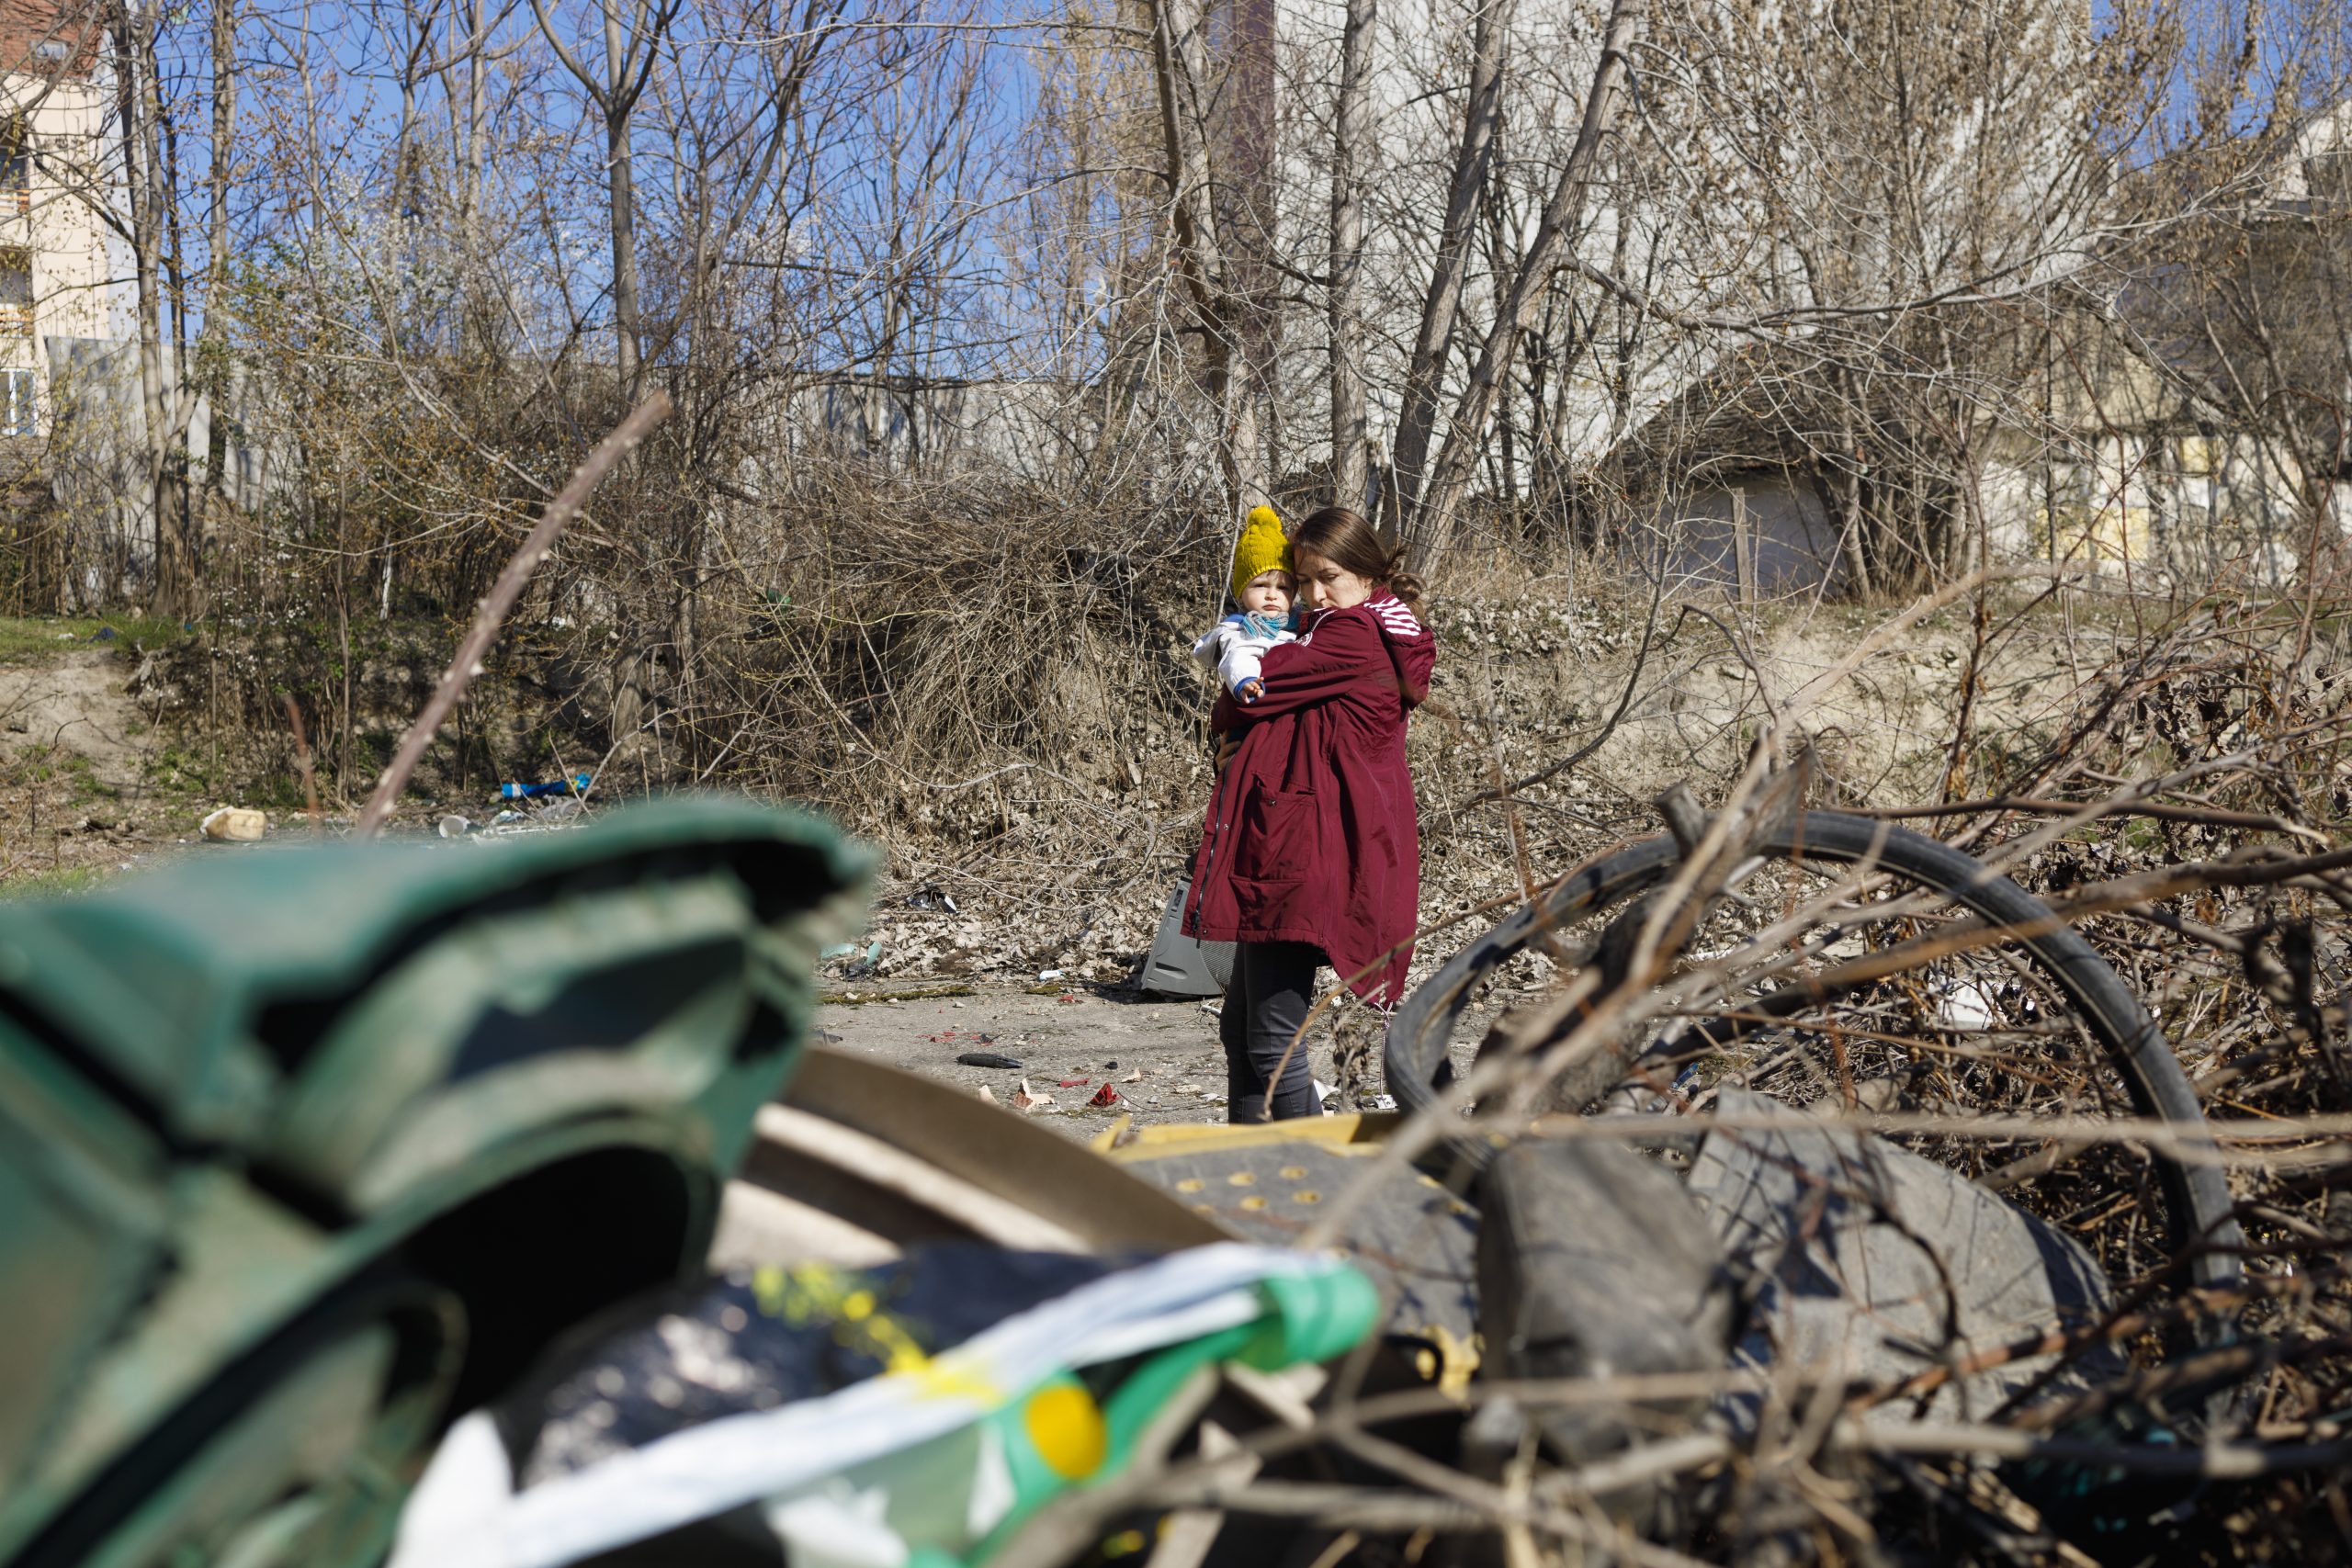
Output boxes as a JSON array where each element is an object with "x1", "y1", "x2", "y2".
[
  {"x1": 1663, "y1": 434, "x2": 2352, "y2": 595},
  {"x1": 1984, "y1": 431, "x2": 2336, "y2": 583},
  {"x1": 1640, "y1": 476, "x2": 1851, "y2": 597}
]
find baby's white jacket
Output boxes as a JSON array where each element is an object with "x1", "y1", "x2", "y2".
[{"x1": 1192, "y1": 613, "x2": 1297, "y2": 696}]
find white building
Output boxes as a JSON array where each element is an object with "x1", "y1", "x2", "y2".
[{"x1": 0, "y1": 0, "x2": 133, "y2": 442}]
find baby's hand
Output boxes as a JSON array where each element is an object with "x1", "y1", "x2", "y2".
[{"x1": 1235, "y1": 677, "x2": 1264, "y2": 704}]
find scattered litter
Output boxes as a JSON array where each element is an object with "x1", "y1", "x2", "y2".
[
  {"x1": 907, "y1": 885, "x2": 962, "y2": 916},
  {"x1": 1102, "y1": 1060, "x2": 1117, "y2": 1069},
  {"x1": 1313, "y1": 1078, "x2": 1332, "y2": 1104},
  {"x1": 1037, "y1": 968, "x2": 1064, "y2": 982},
  {"x1": 492, "y1": 809, "x2": 525, "y2": 826},
  {"x1": 1087, "y1": 1083, "x2": 1119, "y2": 1109},
  {"x1": 820, "y1": 984, "x2": 976, "y2": 1006},
  {"x1": 820, "y1": 942, "x2": 859, "y2": 960},
  {"x1": 1124, "y1": 1068, "x2": 1145, "y2": 1083},
  {"x1": 1011, "y1": 1079, "x2": 1056, "y2": 1112},
  {"x1": 975, "y1": 1086, "x2": 997, "y2": 1106},
  {"x1": 200, "y1": 807, "x2": 266, "y2": 842},
  {"x1": 91, "y1": 626, "x2": 115, "y2": 641},
  {"x1": 1057, "y1": 993, "x2": 1079, "y2": 1004},
  {"x1": 537, "y1": 798, "x2": 584, "y2": 822},
  {"x1": 500, "y1": 773, "x2": 593, "y2": 800},
  {"x1": 956, "y1": 1051, "x2": 1023, "y2": 1069},
  {"x1": 396, "y1": 1249, "x2": 1374, "y2": 1568},
  {"x1": 437, "y1": 814, "x2": 472, "y2": 838},
  {"x1": 1057, "y1": 1077, "x2": 1091, "y2": 1089},
  {"x1": 1365, "y1": 1093, "x2": 1397, "y2": 1111},
  {"x1": 1199, "y1": 1001, "x2": 1220, "y2": 1015},
  {"x1": 1934, "y1": 977, "x2": 2000, "y2": 1032}
]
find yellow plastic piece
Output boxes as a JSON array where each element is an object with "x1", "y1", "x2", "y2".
[
  {"x1": 1023, "y1": 1382, "x2": 1108, "y2": 1480},
  {"x1": 1089, "y1": 1113, "x2": 1401, "y2": 1159}
]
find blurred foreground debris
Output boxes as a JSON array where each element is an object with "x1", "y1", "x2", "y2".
[
  {"x1": 15, "y1": 701, "x2": 2352, "y2": 1566},
  {"x1": 0, "y1": 798, "x2": 869, "y2": 1568}
]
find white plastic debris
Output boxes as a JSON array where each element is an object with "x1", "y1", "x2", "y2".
[
  {"x1": 1934, "y1": 977, "x2": 2000, "y2": 1032},
  {"x1": 200, "y1": 807, "x2": 266, "y2": 842}
]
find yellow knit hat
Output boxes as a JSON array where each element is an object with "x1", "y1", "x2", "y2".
[{"x1": 1229, "y1": 505, "x2": 1293, "y2": 601}]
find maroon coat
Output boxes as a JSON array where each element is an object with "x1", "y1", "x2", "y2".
[{"x1": 1182, "y1": 589, "x2": 1436, "y2": 1004}]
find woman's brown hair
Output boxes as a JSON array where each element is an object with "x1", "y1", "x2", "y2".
[{"x1": 1291, "y1": 506, "x2": 1427, "y2": 619}]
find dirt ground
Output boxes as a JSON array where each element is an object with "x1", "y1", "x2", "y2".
[
  {"x1": 0, "y1": 644, "x2": 186, "y2": 887},
  {"x1": 811, "y1": 977, "x2": 1357, "y2": 1139}
]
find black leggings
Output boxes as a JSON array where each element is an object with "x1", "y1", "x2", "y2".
[{"x1": 1220, "y1": 940, "x2": 1326, "y2": 1122}]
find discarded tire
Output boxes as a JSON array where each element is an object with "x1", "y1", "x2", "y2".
[{"x1": 1385, "y1": 809, "x2": 2245, "y2": 1293}]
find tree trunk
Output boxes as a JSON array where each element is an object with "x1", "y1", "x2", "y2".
[
  {"x1": 1388, "y1": 0, "x2": 1514, "y2": 531},
  {"x1": 200, "y1": 0, "x2": 234, "y2": 515},
  {"x1": 1146, "y1": 0, "x2": 1269, "y2": 506},
  {"x1": 1327, "y1": 0, "x2": 1374, "y2": 510},
  {"x1": 115, "y1": 3, "x2": 195, "y2": 616},
  {"x1": 1408, "y1": 0, "x2": 1644, "y2": 563},
  {"x1": 605, "y1": 96, "x2": 642, "y2": 396},
  {"x1": 528, "y1": 0, "x2": 671, "y2": 399}
]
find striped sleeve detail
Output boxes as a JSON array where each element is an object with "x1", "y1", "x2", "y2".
[{"x1": 1371, "y1": 599, "x2": 1423, "y2": 638}]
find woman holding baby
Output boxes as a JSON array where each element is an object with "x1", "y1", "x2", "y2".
[{"x1": 1182, "y1": 505, "x2": 1435, "y2": 1122}]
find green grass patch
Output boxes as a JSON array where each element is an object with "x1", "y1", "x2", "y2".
[
  {"x1": 0, "y1": 863, "x2": 115, "y2": 900},
  {"x1": 0, "y1": 615, "x2": 187, "y2": 663}
]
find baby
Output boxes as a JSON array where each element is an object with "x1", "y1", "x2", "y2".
[{"x1": 1192, "y1": 506, "x2": 1296, "y2": 704}]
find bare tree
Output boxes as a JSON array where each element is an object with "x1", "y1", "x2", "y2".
[
  {"x1": 1326, "y1": 0, "x2": 1374, "y2": 509},
  {"x1": 1405, "y1": 0, "x2": 1645, "y2": 561},
  {"x1": 1143, "y1": 0, "x2": 1272, "y2": 507},
  {"x1": 528, "y1": 0, "x2": 683, "y2": 397},
  {"x1": 1384, "y1": 0, "x2": 1512, "y2": 536}
]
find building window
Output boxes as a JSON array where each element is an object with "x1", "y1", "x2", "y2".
[
  {"x1": 1, "y1": 368, "x2": 37, "y2": 436},
  {"x1": 1, "y1": 119, "x2": 27, "y2": 216},
  {"x1": 0, "y1": 251, "x2": 31, "y2": 338}
]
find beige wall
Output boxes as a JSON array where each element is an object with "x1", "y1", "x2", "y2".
[{"x1": 0, "y1": 66, "x2": 130, "y2": 428}]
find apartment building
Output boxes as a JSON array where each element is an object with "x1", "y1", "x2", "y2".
[{"x1": 0, "y1": 0, "x2": 129, "y2": 441}]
